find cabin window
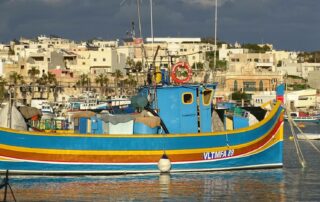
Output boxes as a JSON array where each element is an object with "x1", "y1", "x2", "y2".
[
  {"x1": 202, "y1": 89, "x2": 213, "y2": 106},
  {"x1": 182, "y1": 93, "x2": 193, "y2": 104}
]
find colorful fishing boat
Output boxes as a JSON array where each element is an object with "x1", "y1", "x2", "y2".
[{"x1": 0, "y1": 79, "x2": 284, "y2": 175}]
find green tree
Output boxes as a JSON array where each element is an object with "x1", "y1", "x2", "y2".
[
  {"x1": 191, "y1": 62, "x2": 204, "y2": 70},
  {"x1": 36, "y1": 74, "x2": 48, "y2": 99},
  {"x1": 76, "y1": 74, "x2": 91, "y2": 92},
  {"x1": 0, "y1": 76, "x2": 7, "y2": 104},
  {"x1": 242, "y1": 43, "x2": 271, "y2": 53},
  {"x1": 47, "y1": 72, "x2": 58, "y2": 100},
  {"x1": 124, "y1": 75, "x2": 137, "y2": 95},
  {"x1": 126, "y1": 57, "x2": 142, "y2": 84},
  {"x1": 113, "y1": 70, "x2": 123, "y2": 96},
  {"x1": 28, "y1": 67, "x2": 40, "y2": 81},
  {"x1": 9, "y1": 72, "x2": 24, "y2": 98},
  {"x1": 27, "y1": 67, "x2": 41, "y2": 99},
  {"x1": 133, "y1": 61, "x2": 143, "y2": 84},
  {"x1": 95, "y1": 74, "x2": 109, "y2": 96},
  {"x1": 231, "y1": 91, "x2": 249, "y2": 101}
]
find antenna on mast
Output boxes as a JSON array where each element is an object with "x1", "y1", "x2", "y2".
[{"x1": 120, "y1": 0, "x2": 143, "y2": 38}]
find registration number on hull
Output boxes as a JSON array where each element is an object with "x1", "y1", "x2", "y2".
[{"x1": 203, "y1": 149, "x2": 234, "y2": 160}]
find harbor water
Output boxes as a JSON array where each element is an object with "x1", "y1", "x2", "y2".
[{"x1": 1, "y1": 122, "x2": 320, "y2": 201}]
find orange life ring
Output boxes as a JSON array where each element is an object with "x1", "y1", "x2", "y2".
[{"x1": 171, "y1": 62, "x2": 192, "y2": 83}]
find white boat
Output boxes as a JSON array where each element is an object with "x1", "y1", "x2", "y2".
[
  {"x1": 297, "y1": 133, "x2": 320, "y2": 140},
  {"x1": 284, "y1": 112, "x2": 320, "y2": 123}
]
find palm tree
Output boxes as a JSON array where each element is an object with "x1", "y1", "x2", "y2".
[
  {"x1": 0, "y1": 76, "x2": 7, "y2": 105},
  {"x1": 76, "y1": 74, "x2": 91, "y2": 92},
  {"x1": 28, "y1": 67, "x2": 40, "y2": 99},
  {"x1": 28, "y1": 66, "x2": 40, "y2": 82},
  {"x1": 47, "y1": 72, "x2": 58, "y2": 100},
  {"x1": 9, "y1": 72, "x2": 24, "y2": 99},
  {"x1": 112, "y1": 70, "x2": 123, "y2": 96},
  {"x1": 125, "y1": 75, "x2": 137, "y2": 95},
  {"x1": 126, "y1": 57, "x2": 142, "y2": 85},
  {"x1": 95, "y1": 74, "x2": 109, "y2": 97},
  {"x1": 133, "y1": 61, "x2": 143, "y2": 85},
  {"x1": 36, "y1": 73, "x2": 48, "y2": 99}
]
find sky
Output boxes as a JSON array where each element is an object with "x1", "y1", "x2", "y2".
[{"x1": 0, "y1": 0, "x2": 319, "y2": 51}]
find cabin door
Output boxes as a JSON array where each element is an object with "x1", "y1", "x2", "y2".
[
  {"x1": 199, "y1": 87, "x2": 214, "y2": 132},
  {"x1": 180, "y1": 89, "x2": 198, "y2": 133}
]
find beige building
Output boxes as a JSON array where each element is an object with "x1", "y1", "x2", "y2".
[
  {"x1": 214, "y1": 52, "x2": 283, "y2": 100},
  {"x1": 144, "y1": 38, "x2": 215, "y2": 69}
]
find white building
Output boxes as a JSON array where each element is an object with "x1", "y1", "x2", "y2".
[
  {"x1": 219, "y1": 44, "x2": 249, "y2": 61},
  {"x1": 286, "y1": 89, "x2": 317, "y2": 110},
  {"x1": 279, "y1": 62, "x2": 320, "y2": 79},
  {"x1": 144, "y1": 37, "x2": 214, "y2": 68}
]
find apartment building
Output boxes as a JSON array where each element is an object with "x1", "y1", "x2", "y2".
[
  {"x1": 219, "y1": 44, "x2": 249, "y2": 61},
  {"x1": 279, "y1": 62, "x2": 320, "y2": 79},
  {"x1": 214, "y1": 51, "x2": 283, "y2": 100},
  {"x1": 144, "y1": 38, "x2": 215, "y2": 68},
  {"x1": 286, "y1": 89, "x2": 317, "y2": 110}
]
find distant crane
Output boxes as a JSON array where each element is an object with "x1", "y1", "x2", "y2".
[{"x1": 120, "y1": 0, "x2": 143, "y2": 38}]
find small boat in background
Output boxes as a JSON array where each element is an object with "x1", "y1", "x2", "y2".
[
  {"x1": 285, "y1": 111, "x2": 320, "y2": 124},
  {"x1": 297, "y1": 133, "x2": 320, "y2": 140}
]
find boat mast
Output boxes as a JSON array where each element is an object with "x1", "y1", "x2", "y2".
[
  {"x1": 150, "y1": 0, "x2": 154, "y2": 62},
  {"x1": 137, "y1": 0, "x2": 143, "y2": 38},
  {"x1": 212, "y1": 0, "x2": 218, "y2": 82}
]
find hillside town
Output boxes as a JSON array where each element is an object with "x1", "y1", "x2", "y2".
[{"x1": 0, "y1": 35, "x2": 320, "y2": 111}]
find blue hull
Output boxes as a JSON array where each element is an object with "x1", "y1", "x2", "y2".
[{"x1": 0, "y1": 142, "x2": 282, "y2": 174}]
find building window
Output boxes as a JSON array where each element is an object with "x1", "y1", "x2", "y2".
[
  {"x1": 259, "y1": 80, "x2": 263, "y2": 91},
  {"x1": 243, "y1": 81, "x2": 256, "y2": 91},
  {"x1": 103, "y1": 58, "x2": 106, "y2": 62},
  {"x1": 234, "y1": 80, "x2": 238, "y2": 91},
  {"x1": 182, "y1": 93, "x2": 193, "y2": 104},
  {"x1": 94, "y1": 58, "x2": 97, "y2": 62},
  {"x1": 20, "y1": 65, "x2": 24, "y2": 70},
  {"x1": 82, "y1": 62, "x2": 86, "y2": 65}
]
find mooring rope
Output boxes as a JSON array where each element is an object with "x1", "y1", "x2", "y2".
[{"x1": 286, "y1": 109, "x2": 306, "y2": 168}]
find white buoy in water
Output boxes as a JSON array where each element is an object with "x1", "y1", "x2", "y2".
[{"x1": 158, "y1": 153, "x2": 171, "y2": 173}]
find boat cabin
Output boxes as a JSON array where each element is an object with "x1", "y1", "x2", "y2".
[{"x1": 138, "y1": 84, "x2": 217, "y2": 134}]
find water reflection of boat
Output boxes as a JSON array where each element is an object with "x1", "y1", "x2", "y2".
[{"x1": 8, "y1": 170, "x2": 285, "y2": 201}]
